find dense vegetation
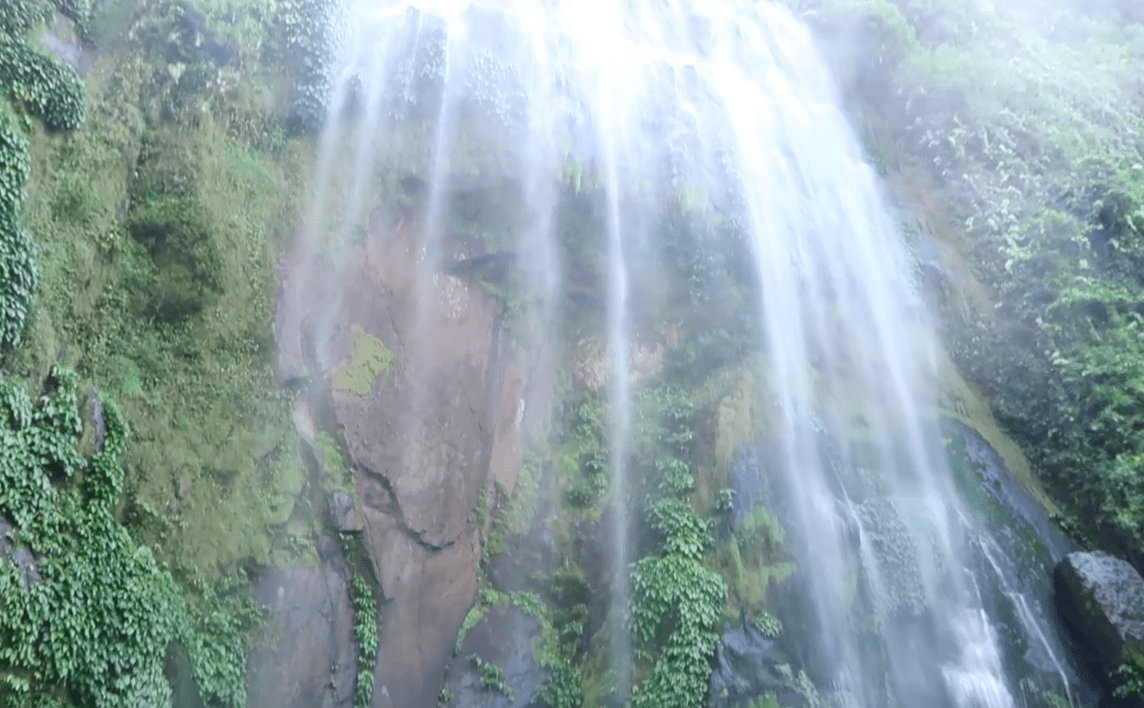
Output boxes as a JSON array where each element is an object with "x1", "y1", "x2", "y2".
[
  {"x1": 0, "y1": 0, "x2": 86, "y2": 350},
  {"x1": 0, "y1": 0, "x2": 346, "y2": 704},
  {"x1": 4, "y1": 0, "x2": 1144, "y2": 704},
  {"x1": 794, "y1": 0, "x2": 1144, "y2": 571},
  {"x1": 0, "y1": 369, "x2": 252, "y2": 708}
]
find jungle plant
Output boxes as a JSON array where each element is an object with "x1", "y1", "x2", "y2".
[
  {"x1": 0, "y1": 0, "x2": 87, "y2": 350},
  {"x1": 0, "y1": 368, "x2": 246, "y2": 708},
  {"x1": 795, "y1": 0, "x2": 1144, "y2": 569},
  {"x1": 470, "y1": 653, "x2": 513, "y2": 698},
  {"x1": 340, "y1": 534, "x2": 380, "y2": 708},
  {"x1": 278, "y1": 0, "x2": 340, "y2": 131}
]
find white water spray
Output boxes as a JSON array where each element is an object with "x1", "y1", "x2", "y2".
[{"x1": 299, "y1": 0, "x2": 1054, "y2": 705}]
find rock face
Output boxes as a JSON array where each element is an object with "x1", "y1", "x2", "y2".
[
  {"x1": 277, "y1": 214, "x2": 539, "y2": 708},
  {"x1": 1054, "y1": 551, "x2": 1144, "y2": 683},
  {"x1": 707, "y1": 623, "x2": 807, "y2": 708},
  {"x1": 247, "y1": 536, "x2": 357, "y2": 708},
  {"x1": 443, "y1": 605, "x2": 547, "y2": 708}
]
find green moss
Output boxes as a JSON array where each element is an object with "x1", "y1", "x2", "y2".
[
  {"x1": 6, "y1": 26, "x2": 314, "y2": 576},
  {"x1": 713, "y1": 370, "x2": 754, "y2": 467},
  {"x1": 313, "y1": 430, "x2": 352, "y2": 491},
  {"x1": 332, "y1": 325, "x2": 394, "y2": 396}
]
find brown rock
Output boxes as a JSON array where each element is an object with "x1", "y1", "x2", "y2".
[
  {"x1": 365, "y1": 509, "x2": 480, "y2": 708},
  {"x1": 277, "y1": 217, "x2": 538, "y2": 708}
]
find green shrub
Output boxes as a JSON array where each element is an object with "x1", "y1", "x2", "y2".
[
  {"x1": 0, "y1": 2, "x2": 87, "y2": 351},
  {"x1": 278, "y1": 0, "x2": 339, "y2": 131},
  {"x1": 126, "y1": 197, "x2": 224, "y2": 324},
  {"x1": 0, "y1": 39, "x2": 85, "y2": 131},
  {"x1": 0, "y1": 110, "x2": 36, "y2": 350},
  {"x1": 0, "y1": 0, "x2": 50, "y2": 35},
  {"x1": 0, "y1": 369, "x2": 247, "y2": 708},
  {"x1": 628, "y1": 437, "x2": 725, "y2": 708}
]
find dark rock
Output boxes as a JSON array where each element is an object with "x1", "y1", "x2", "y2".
[
  {"x1": 328, "y1": 491, "x2": 364, "y2": 532},
  {"x1": 166, "y1": 641, "x2": 206, "y2": 708},
  {"x1": 707, "y1": 623, "x2": 807, "y2": 708},
  {"x1": 278, "y1": 221, "x2": 534, "y2": 708},
  {"x1": 1054, "y1": 551, "x2": 1144, "y2": 684},
  {"x1": 574, "y1": 512, "x2": 618, "y2": 644},
  {"x1": 367, "y1": 511, "x2": 480, "y2": 708},
  {"x1": 87, "y1": 384, "x2": 105, "y2": 455},
  {"x1": 176, "y1": 474, "x2": 191, "y2": 501},
  {"x1": 443, "y1": 605, "x2": 547, "y2": 708},
  {"x1": 248, "y1": 549, "x2": 357, "y2": 708},
  {"x1": 0, "y1": 519, "x2": 39, "y2": 586},
  {"x1": 316, "y1": 533, "x2": 341, "y2": 561},
  {"x1": 488, "y1": 528, "x2": 557, "y2": 595}
]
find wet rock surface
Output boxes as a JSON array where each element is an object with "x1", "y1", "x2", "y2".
[
  {"x1": 328, "y1": 490, "x2": 364, "y2": 532},
  {"x1": 0, "y1": 519, "x2": 39, "y2": 586},
  {"x1": 277, "y1": 215, "x2": 536, "y2": 708},
  {"x1": 1054, "y1": 551, "x2": 1144, "y2": 686},
  {"x1": 443, "y1": 605, "x2": 548, "y2": 708},
  {"x1": 247, "y1": 538, "x2": 357, "y2": 708},
  {"x1": 707, "y1": 623, "x2": 807, "y2": 708}
]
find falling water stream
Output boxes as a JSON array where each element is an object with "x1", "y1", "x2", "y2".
[{"x1": 301, "y1": 0, "x2": 1086, "y2": 706}]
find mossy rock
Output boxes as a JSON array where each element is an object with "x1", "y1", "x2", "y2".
[
  {"x1": 265, "y1": 448, "x2": 305, "y2": 526},
  {"x1": 1053, "y1": 551, "x2": 1144, "y2": 679}
]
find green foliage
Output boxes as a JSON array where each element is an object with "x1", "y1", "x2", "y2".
[
  {"x1": 0, "y1": 39, "x2": 85, "y2": 132},
  {"x1": 341, "y1": 535, "x2": 379, "y2": 708},
  {"x1": 126, "y1": 197, "x2": 225, "y2": 324},
  {"x1": 714, "y1": 487, "x2": 736, "y2": 513},
  {"x1": 633, "y1": 386, "x2": 696, "y2": 496},
  {"x1": 736, "y1": 505, "x2": 785, "y2": 557},
  {"x1": 278, "y1": 0, "x2": 339, "y2": 131},
  {"x1": 470, "y1": 653, "x2": 514, "y2": 697},
  {"x1": 753, "y1": 611, "x2": 783, "y2": 639},
  {"x1": 1114, "y1": 662, "x2": 1144, "y2": 699},
  {"x1": 455, "y1": 603, "x2": 487, "y2": 655},
  {"x1": 809, "y1": 0, "x2": 1144, "y2": 565},
  {"x1": 647, "y1": 497, "x2": 713, "y2": 561},
  {"x1": 0, "y1": 0, "x2": 87, "y2": 351},
  {"x1": 51, "y1": 0, "x2": 93, "y2": 38},
  {"x1": 0, "y1": 370, "x2": 246, "y2": 708},
  {"x1": 331, "y1": 325, "x2": 394, "y2": 396},
  {"x1": 1, "y1": 0, "x2": 50, "y2": 35},
  {"x1": 0, "y1": 112, "x2": 33, "y2": 351},
  {"x1": 627, "y1": 413, "x2": 726, "y2": 708},
  {"x1": 185, "y1": 577, "x2": 262, "y2": 708}
]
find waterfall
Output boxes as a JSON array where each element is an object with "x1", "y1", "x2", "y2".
[{"x1": 297, "y1": 0, "x2": 1070, "y2": 706}]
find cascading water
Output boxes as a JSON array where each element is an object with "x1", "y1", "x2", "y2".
[{"x1": 300, "y1": 0, "x2": 1083, "y2": 706}]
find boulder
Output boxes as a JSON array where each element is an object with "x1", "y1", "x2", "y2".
[
  {"x1": 707, "y1": 623, "x2": 807, "y2": 708},
  {"x1": 1053, "y1": 552, "x2": 1144, "y2": 687},
  {"x1": 328, "y1": 490, "x2": 364, "y2": 532}
]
